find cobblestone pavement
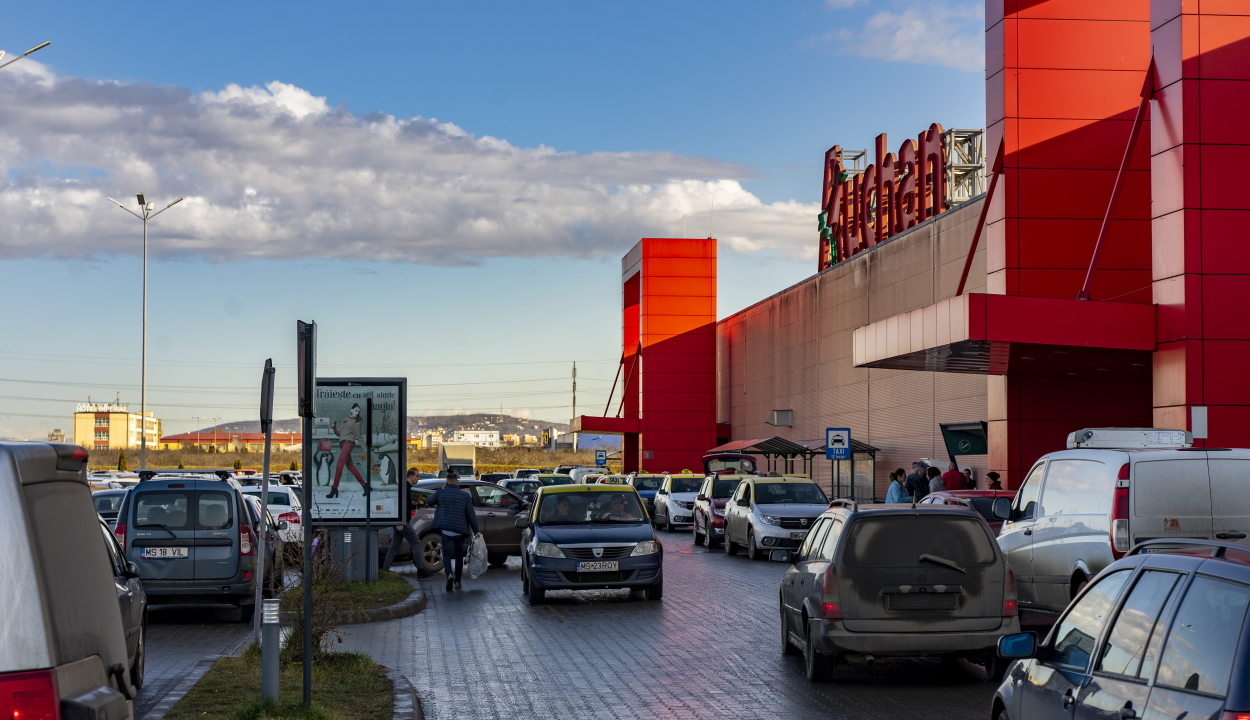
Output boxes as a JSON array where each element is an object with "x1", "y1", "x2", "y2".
[
  {"x1": 340, "y1": 530, "x2": 997, "y2": 720},
  {"x1": 134, "y1": 605, "x2": 253, "y2": 719}
]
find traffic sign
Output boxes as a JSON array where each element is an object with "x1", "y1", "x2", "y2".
[
  {"x1": 826, "y1": 428, "x2": 851, "y2": 460},
  {"x1": 595, "y1": 450, "x2": 607, "y2": 467}
]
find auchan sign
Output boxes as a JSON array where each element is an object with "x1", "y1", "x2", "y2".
[{"x1": 818, "y1": 123, "x2": 949, "y2": 271}]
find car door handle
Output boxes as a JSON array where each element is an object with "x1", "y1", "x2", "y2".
[
  {"x1": 1216, "y1": 531, "x2": 1247, "y2": 540},
  {"x1": 486, "y1": 513, "x2": 497, "y2": 517},
  {"x1": 1023, "y1": 529, "x2": 1032, "y2": 536}
]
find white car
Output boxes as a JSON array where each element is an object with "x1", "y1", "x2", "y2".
[
  {"x1": 240, "y1": 484, "x2": 303, "y2": 544},
  {"x1": 568, "y1": 467, "x2": 607, "y2": 484},
  {"x1": 722, "y1": 476, "x2": 831, "y2": 560},
  {"x1": 653, "y1": 473, "x2": 705, "y2": 531}
]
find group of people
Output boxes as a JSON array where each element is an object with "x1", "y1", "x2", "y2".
[
  {"x1": 382, "y1": 467, "x2": 479, "y2": 592},
  {"x1": 884, "y1": 460, "x2": 1003, "y2": 503}
]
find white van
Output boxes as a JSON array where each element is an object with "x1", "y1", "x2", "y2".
[{"x1": 994, "y1": 427, "x2": 1250, "y2": 613}]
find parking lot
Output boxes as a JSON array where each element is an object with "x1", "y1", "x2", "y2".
[{"x1": 337, "y1": 531, "x2": 996, "y2": 720}]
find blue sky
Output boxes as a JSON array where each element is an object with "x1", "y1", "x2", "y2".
[{"x1": 0, "y1": 0, "x2": 985, "y2": 439}]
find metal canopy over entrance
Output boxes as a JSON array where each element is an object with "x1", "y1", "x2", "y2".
[{"x1": 707, "y1": 436, "x2": 879, "y2": 501}]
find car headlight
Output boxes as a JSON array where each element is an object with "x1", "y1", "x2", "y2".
[
  {"x1": 630, "y1": 540, "x2": 658, "y2": 556},
  {"x1": 531, "y1": 542, "x2": 565, "y2": 558},
  {"x1": 711, "y1": 507, "x2": 726, "y2": 517},
  {"x1": 760, "y1": 514, "x2": 783, "y2": 526}
]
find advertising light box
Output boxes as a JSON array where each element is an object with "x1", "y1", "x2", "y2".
[{"x1": 309, "y1": 378, "x2": 407, "y2": 524}]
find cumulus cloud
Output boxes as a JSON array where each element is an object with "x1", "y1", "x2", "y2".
[
  {"x1": 0, "y1": 60, "x2": 819, "y2": 264},
  {"x1": 813, "y1": 2, "x2": 983, "y2": 72}
]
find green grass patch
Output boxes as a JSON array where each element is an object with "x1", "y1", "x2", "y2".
[
  {"x1": 164, "y1": 646, "x2": 392, "y2": 720},
  {"x1": 279, "y1": 570, "x2": 414, "y2": 615}
]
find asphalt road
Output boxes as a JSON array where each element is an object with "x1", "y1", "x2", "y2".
[{"x1": 340, "y1": 530, "x2": 998, "y2": 720}]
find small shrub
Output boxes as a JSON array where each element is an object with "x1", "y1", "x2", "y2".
[
  {"x1": 117, "y1": 449, "x2": 128, "y2": 472},
  {"x1": 290, "y1": 461, "x2": 299, "y2": 471},
  {"x1": 177, "y1": 458, "x2": 185, "y2": 469},
  {"x1": 234, "y1": 458, "x2": 243, "y2": 470}
]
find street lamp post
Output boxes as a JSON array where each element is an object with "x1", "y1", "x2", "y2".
[
  {"x1": 0, "y1": 41, "x2": 51, "y2": 72},
  {"x1": 108, "y1": 194, "x2": 184, "y2": 470}
]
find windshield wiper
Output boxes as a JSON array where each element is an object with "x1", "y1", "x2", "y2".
[
  {"x1": 136, "y1": 523, "x2": 178, "y2": 538},
  {"x1": 919, "y1": 553, "x2": 966, "y2": 574}
]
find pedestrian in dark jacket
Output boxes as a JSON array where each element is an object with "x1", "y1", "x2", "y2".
[
  {"x1": 426, "y1": 471, "x2": 479, "y2": 591},
  {"x1": 382, "y1": 468, "x2": 431, "y2": 578},
  {"x1": 905, "y1": 462, "x2": 930, "y2": 501}
]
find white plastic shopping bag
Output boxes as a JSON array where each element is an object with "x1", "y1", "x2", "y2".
[{"x1": 466, "y1": 534, "x2": 488, "y2": 579}]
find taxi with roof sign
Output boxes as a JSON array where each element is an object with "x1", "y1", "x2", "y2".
[{"x1": 515, "y1": 484, "x2": 663, "y2": 604}]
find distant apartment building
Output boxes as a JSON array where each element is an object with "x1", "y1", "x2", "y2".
[
  {"x1": 72, "y1": 397, "x2": 162, "y2": 451},
  {"x1": 46, "y1": 428, "x2": 65, "y2": 443},
  {"x1": 523, "y1": 434, "x2": 539, "y2": 445},
  {"x1": 423, "y1": 433, "x2": 443, "y2": 449},
  {"x1": 503, "y1": 434, "x2": 521, "y2": 446},
  {"x1": 452, "y1": 430, "x2": 502, "y2": 447},
  {"x1": 158, "y1": 432, "x2": 302, "y2": 452}
]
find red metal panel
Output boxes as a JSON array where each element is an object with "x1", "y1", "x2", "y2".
[
  {"x1": 1017, "y1": 19, "x2": 1151, "y2": 70},
  {"x1": 1201, "y1": 210, "x2": 1250, "y2": 274},
  {"x1": 1199, "y1": 80, "x2": 1250, "y2": 145},
  {"x1": 1204, "y1": 342, "x2": 1250, "y2": 405}
]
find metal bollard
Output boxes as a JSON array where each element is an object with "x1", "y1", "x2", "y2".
[{"x1": 261, "y1": 599, "x2": 281, "y2": 704}]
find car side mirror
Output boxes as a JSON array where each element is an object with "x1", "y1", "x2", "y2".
[
  {"x1": 514, "y1": 517, "x2": 530, "y2": 529},
  {"x1": 997, "y1": 632, "x2": 1038, "y2": 659},
  {"x1": 735, "y1": 498, "x2": 750, "y2": 507},
  {"x1": 123, "y1": 561, "x2": 141, "y2": 579},
  {"x1": 657, "y1": 489, "x2": 668, "y2": 495},
  {"x1": 696, "y1": 494, "x2": 708, "y2": 502},
  {"x1": 769, "y1": 549, "x2": 793, "y2": 563},
  {"x1": 992, "y1": 496, "x2": 1012, "y2": 520}
]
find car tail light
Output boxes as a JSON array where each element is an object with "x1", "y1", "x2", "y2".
[
  {"x1": 113, "y1": 523, "x2": 126, "y2": 548},
  {"x1": 820, "y1": 566, "x2": 841, "y2": 619},
  {"x1": 1220, "y1": 713, "x2": 1250, "y2": 720},
  {"x1": 0, "y1": 669, "x2": 60, "y2": 720},
  {"x1": 278, "y1": 512, "x2": 300, "y2": 524},
  {"x1": 1112, "y1": 481, "x2": 1131, "y2": 558},
  {"x1": 1003, "y1": 565, "x2": 1019, "y2": 617},
  {"x1": 240, "y1": 525, "x2": 255, "y2": 556}
]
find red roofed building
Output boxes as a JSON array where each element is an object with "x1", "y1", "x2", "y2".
[{"x1": 159, "y1": 432, "x2": 302, "y2": 452}]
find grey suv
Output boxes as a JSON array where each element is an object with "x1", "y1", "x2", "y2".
[{"x1": 775, "y1": 500, "x2": 1020, "y2": 681}]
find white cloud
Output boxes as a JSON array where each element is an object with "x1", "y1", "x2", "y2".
[
  {"x1": 824, "y1": 0, "x2": 869, "y2": 8},
  {"x1": 0, "y1": 61, "x2": 820, "y2": 265},
  {"x1": 818, "y1": 2, "x2": 983, "y2": 72}
]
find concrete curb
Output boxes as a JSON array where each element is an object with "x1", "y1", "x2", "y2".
[
  {"x1": 384, "y1": 665, "x2": 424, "y2": 720},
  {"x1": 279, "y1": 575, "x2": 427, "y2": 626}
]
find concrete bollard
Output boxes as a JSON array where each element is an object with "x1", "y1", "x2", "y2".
[{"x1": 262, "y1": 599, "x2": 281, "y2": 704}]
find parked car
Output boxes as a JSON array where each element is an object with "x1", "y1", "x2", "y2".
[
  {"x1": 514, "y1": 468, "x2": 541, "y2": 479},
  {"x1": 517, "y1": 484, "x2": 663, "y2": 604},
  {"x1": 992, "y1": 427, "x2": 1248, "y2": 614},
  {"x1": 241, "y1": 495, "x2": 286, "y2": 596},
  {"x1": 532, "y1": 473, "x2": 575, "y2": 487},
  {"x1": 596, "y1": 474, "x2": 630, "y2": 484},
  {"x1": 569, "y1": 467, "x2": 606, "y2": 484},
  {"x1": 693, "y1": 474, "x2": 741, "y2": 549},
  {"x1": 993, "y1": 538, "x2": 1250, "y2": 720},
  {"x1": 240, "y1": 485, "x2": 303, "y2": 544},
  {"x1": 99, "y1": 517, "x2": 148, "y2": 690},
  {"x1": 500, "y1": 478, "x2": 542, "y2": 502},
  {"x1": 114, "y1": 471, "x2": 264, "y2": 622},
  {"x1": 627, "y1": 474, "x2": 665, "y2": 516},
  {"x1": 480, "y1": 471, "x2": 514, "y2": 484},
  {"x1": 94, "y1": 488, "x2": 130, "y2": 527},
  {"x1": 723, "y1": 476, "x2": 830, "y2": 560},
  {"x1": 653, "y1": 473, "x2": 705, "y2": 531},
  {"x1": 0, "y1": 441, "x2": 143, "y2": 716},
  {"x1": 919, "y1": 490, "x2": 1015, "y2": 536},
  {"x1": 775, "y1": 500, "x2": 1019, "y2": 681},
  {"x1": 386, "y1": 479, "x2": 529, "y2": 573}
]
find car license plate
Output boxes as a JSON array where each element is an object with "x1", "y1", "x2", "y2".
[
  {"x1": 576, "y1": 561, "x2": 619, "y2": 572},
  {"x1": 791, "y1": 531, "x2": 808, "y2": 539},
  {"x1": 139, "y1": 546, "x2": 188, "y2": 559}
]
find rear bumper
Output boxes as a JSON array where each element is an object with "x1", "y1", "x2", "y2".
[
  {"x1": 141, "y1": 578, "x2": 253, "y2": 601},
  {"x1": 816, "y1": 617, "x2": 1020, "y2": 657}
]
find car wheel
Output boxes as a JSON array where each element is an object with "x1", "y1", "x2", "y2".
[
  {"x1": 238, "y1": 601, "x2": 255, "y2": 624},
  {"x1": 488, "y1": 554, "x2": 508, "y2": 568},
  {"x1": 725, "y1": 528, "x2": 740, "y2": 556},
  {"x1": 645, "y1": 581, "x2": 663, "y2": 601},
  {"x1": 664, "y1": 515, "x2": 673, "y2": 532},
  {"x1": 781, "y1": 608, "x2": 800, "y2": 656},
  {"x1": 130, "y1": 615, "x2": 147, "y2": 689},
  {"x1": 983, "y1": 652, "x2": 1010, "y2": 683},
  {"x1": 527, "y1": 573, "x2": 545, "y2": 605},
  {"x1": 419, "y1": 534, "x2": 444, "y2": 574},
  {"x1": 521, "y1": 561, "x2": 530, "y2": 593},
  {"x1": 693, "y1": 518, "x2": 705, "y2": 546},
  {"x1": 707, "y1": 525, "x2": 722, "y2": 549},
  {"x1": 804, "y1": 621, "x2": 833, "y2": 681},
  {"x1": 747, "y1": 529, "x2": 762, "y2": 560}
]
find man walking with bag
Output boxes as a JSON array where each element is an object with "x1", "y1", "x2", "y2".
[
  {"x1": 426, "y1": 471, "x2": 480, "y2": 592},
  {"x1": 382, "y1": 468, "x2": 431, "y2": 578}
]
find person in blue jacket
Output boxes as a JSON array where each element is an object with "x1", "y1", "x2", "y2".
[
  {"x1": 885, "y1": 468, "x2": 910, "y2": 504},
  {"x1": 426, "y1": 471, "x2": 480, "y2": 592}
]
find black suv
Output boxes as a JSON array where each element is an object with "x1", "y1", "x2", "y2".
[{"x1": 993, "y1": 539, "x2": 1250, "y2": 720}]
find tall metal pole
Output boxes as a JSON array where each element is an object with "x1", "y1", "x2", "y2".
[
  {"x1": 572, "y1": 361, "x2": 577, "y2": 453},
  {"x1": 296, "y1": 320, "x2": 316, "y2": 708},
  {"x1": 141, "y1": 212, "x2": 147, "y2": 470}
]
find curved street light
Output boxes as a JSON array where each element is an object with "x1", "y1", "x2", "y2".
[
  {"x1": 0, "y1": 41, "x2": 51, "y2": 72},
  {"x1": 107, "y1": 194, "x2": 184, "y2": 470}
]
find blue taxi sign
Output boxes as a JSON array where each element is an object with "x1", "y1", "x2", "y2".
[{"x1": 826, "y1": 428, "x2": 851, "y2": 460}]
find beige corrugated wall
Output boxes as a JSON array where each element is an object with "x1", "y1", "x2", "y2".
[{"x1": 718, "y1": 197, "x2": 989, "y2": 499}]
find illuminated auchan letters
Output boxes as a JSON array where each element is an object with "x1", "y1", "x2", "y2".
[{"x1": 818, "y1": 123, "x2": 947, "y2": 270}]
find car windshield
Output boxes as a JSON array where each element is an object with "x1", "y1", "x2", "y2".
[
  {"x1": 516, "y1": 469, "x2": 538, "y2": 478},
  {"x1": 94, "y1": 493, "x2": 124, "y2": 513},
  {"x1": 509, "y1": 481, "x2": 540, "y2": 494},
  {"x1": 753, "y1": 482, "x2": 828, "y2": 504},
  {"x1": 844, "y1": 516, "x2": 996, "y2": 567},
  {"x1": 632, "y1": 477, "x2": 663, "y2": 491},
  {"x1": 242, "y1": 491, "x2": 292, "y2": 506},
  {"x1": 709, "y1": 479, "x2": 738, "y2": 498},
  {"x1": 537, "y1": 475, "x2": 574, "y2": 486},
  {"x1": 482, "y1": 473, "x2": 510, "y2": 483},
  {"x1": 537, "y1": 491, "x2": 647, "y2": 525},
  {"x1": 670, "y1": 477, "x2": 702, "y2": 493}
]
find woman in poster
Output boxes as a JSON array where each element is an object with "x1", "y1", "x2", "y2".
[{"x1": 327, "y1": 403, "x2": 368, "y2": 499}]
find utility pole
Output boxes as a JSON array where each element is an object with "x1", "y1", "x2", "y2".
[{"x1": 572, "y1": 361, "x2": 578, "y2": 453}]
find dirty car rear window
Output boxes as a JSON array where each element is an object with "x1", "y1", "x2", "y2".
[{"x1": 844, "y1": 516, "x2": 996, "y2": 567}]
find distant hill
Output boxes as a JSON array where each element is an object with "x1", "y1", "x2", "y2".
[{"x1": 206, "y1": 413, "x2": 571, "y2": 436}]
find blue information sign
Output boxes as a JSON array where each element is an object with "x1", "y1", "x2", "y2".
[
  {"x1": 826, "y1": 428, "x2": 851, "y2": 460},
  {"x1": 595, "y1": 450, "x2": 607, "y2": 467}
]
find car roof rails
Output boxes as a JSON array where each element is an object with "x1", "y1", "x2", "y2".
[
  {"x1": 828, "y1": 498, "x2": 858, "y2": 512},
  {"x1": 138, "y1": 468, "x2": 236, "y2": 482},
  {"x1": 1127, "y1": 537, "x2": 1250, "y2": 561},
  {"x1": 939, "y1": 497, "x2": 975, "y2": 509}
]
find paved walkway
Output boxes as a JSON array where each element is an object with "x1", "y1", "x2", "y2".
[
  {"x1": 341, "y1": 531, "x2": 996, "y2": 720},
  {"x1": 134, "y1": 605, "x2": 252, "y2": 719}
]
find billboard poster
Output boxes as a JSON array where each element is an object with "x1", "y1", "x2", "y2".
[{"x1": 309, "y1": 378, "x2": 406, "y2": 523}]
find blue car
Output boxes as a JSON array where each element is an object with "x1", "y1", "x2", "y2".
[
  {"x1": 113, "y1": 470, "x2": 270, "y2": 622},
  {"x1": 627, "y1": 473, "x2": 665, "y2": 516},
  {"x1": 518, "y1": 484, "x2": 663, "y2": 604}
]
